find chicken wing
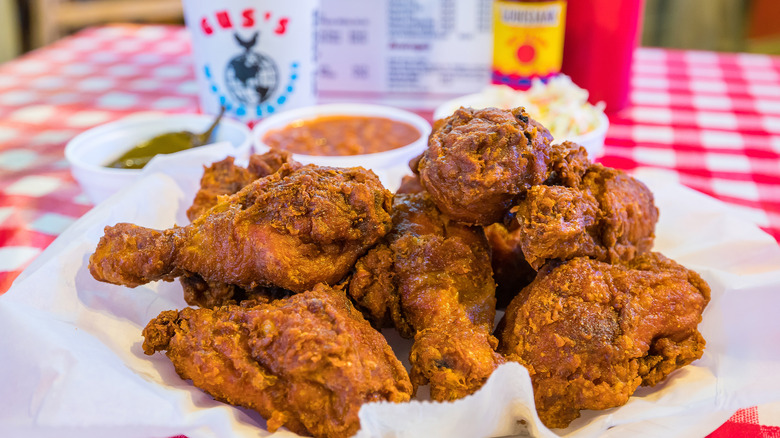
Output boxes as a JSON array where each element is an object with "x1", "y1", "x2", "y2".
[
  {"x1": 499, "y1": 253, "x2": 710, "y2": 429},
  {"x1": 417, "y1": 107, "x2": 553, "y2": 225},
  {"x1": 143, "y1": 284, "x2": 413, "y2": 438},
  {"x1": 89, "y1": 165, "x2": 393, "y2": 293}
]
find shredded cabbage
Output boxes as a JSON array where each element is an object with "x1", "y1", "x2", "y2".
[{"x1": 479, "y1": 75, "x2": 605, "y2": 139}]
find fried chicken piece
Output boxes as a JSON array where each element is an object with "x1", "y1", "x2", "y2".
[
  {"x1": 478, "y1": 143, "x2": 655, "y2": 304},
  {"x1": 483, "y1": 222, "x2": 537, "y2": 309},
  {"x1": 544, "y1": 141, "x2": 591, "y2": 187},
  {"x1": 583, "y1": 165, "x2": 658, "y2": 262},
  {"x1": 186, "y1": 156, "x2": 255, "y2": 222},
  {"x1": 182, "y1": 150, "x2": 300, "y2": 307},
  {"x1": 143, "y1": 284, "x2": 413, "y2": 438},
  {"x1": 348, "y1": 243, "x2": 403, "y2": 331},
  {"x1": 349, "y1": 192, "x2": 505, "y2": 400},
  {"x1": 499, "y1": 253, "x2": 710, "y2": 429},
  {"x1": 179, "y1": 272, "x2": 292, "y2": 308},
  {"x1": 478, "y1": 142, "x2": 589, "y2": 307},
  {"x1": 514, "y1": 164, "x2": 659, "y2": 269},
  {"x1": 246, "y1": 148, "x2": 299, "y2": 178},
  {"x1": 89, "y1": 165, "x2": 393, "y2": 293},
  {"x1": 186, "y1": 149, "x2": 299, "y2": 221},
  {"x1": 395, "y1": 228, "x2": 504, "y2": 401},
  {"x1": 396, "y1": 174, "x2": 424, "y2": 194},
  {"x1": 417, "y1": 107, "x2": 553, "y2": 225}
]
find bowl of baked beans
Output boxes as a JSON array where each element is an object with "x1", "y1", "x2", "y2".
[{"x1": 252, "y1": 103, "x2": 431, "y2": 188}]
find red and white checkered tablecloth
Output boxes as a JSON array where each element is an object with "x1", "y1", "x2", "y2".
[{"x1": 0, "y1": 24, "x2": 779, "y2": 437}]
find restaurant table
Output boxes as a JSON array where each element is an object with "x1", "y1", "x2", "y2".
[{"x1": 1, "y1": 24, "x2": 779, "y2": 437}]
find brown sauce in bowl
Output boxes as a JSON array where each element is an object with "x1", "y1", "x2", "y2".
[{"x1": 262, "y1": 115, "x2": 421, "y2": 156}]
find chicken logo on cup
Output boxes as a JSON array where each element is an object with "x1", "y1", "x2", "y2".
[{"x1": 182, "y1": 0, "x2": 318, "y2": 123}]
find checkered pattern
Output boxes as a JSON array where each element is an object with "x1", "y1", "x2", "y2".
[
  {"x1": 603, "y1": 48, "x2": 780, "y2": 241},
  {"x1": 0, "y1": 26, "x2": 199, "y2": 292},
  {"x1": 0, "y1": 24, "x2": 779, "y2": 436}
]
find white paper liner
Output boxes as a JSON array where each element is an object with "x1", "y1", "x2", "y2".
[{"x1": 2, "y1": 151, "x2": 780, "y2": 438}]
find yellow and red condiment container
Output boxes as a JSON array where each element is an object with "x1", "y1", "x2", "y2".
[{"x1": 492, "y1": 0, "x2": 567, "y2": 90}]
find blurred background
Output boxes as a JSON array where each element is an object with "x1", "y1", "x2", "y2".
[{"x1": 1, "y1": 0, "x2": 779, "y2": 63}]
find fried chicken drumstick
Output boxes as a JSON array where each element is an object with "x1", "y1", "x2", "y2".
[
  {"x1": 349, "y1": 192, "x2": 505, "y2": 401},
  {"x1": 499, "y1": 253, "x2": 710, "y2": 429},
  {"x1": 143, "y1": 284, "x2": 413, "y2": 438},
  {"x1": 89, "y1": 165, "x2": 393, "y2": 293},
  {"x1": 180, "y1": 150, "x2": 301, "y2": 307}
]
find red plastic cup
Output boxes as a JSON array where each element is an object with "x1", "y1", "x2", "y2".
[{"x1": 561, "y1": 0, "x2": 644, "y2": 113}]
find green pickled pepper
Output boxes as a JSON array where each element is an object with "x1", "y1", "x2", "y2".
[{"x1": 106, "y1": 108, "x2": 225, "y2": 169}]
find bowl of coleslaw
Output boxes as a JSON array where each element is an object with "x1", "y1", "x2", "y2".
[{"x1": 433, "y1": 75, "x2": 609, "y2": 158}]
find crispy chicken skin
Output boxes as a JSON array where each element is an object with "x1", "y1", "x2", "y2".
[
  {"x1": 511, "y1": 184, "x2": 601, "y2": 269},
  {"x1": 417, "y1": 107, "x2": 554, "y2": 225},
  {"x1": 544, "y1": 141, "x2": 591, "y2": 187},
  {"x1": 186, "y1": 149, "x2": 299, "y2": 221},
  {"x1": 89, "y1": 165, "x2": 393, "y2": 293},
  {"x1": 246, "y1": 148, "x2": 300, "y2": 179},
  {"x1": 186, "y1": 156, "x2": 254, "y2": 222},
  {"x1": 514, "y1": 164, "x2": 659, "y2": 269},
  {"x1": 499, "y1": 253, "x2": 710, "y2": 429},
  {"x1": 179, "y1": 272, "x2": 246, "y2": 308},
  {"x1": 143, "y1": 284, "x2": 413, "y2": 438},
  {"x1": 179, "y1": 272, "x2": 292, "y2": 308},
  {"x1": 182, "y1": 150, "x2": 300, "y2": 307},
  {"x1": 396, "y1": 174, "x2": 425, "y2": 195},
  {"x1": 481, "y1": 142, "x2": 656, "y2": 306},
  {"x1": 349, "y1": 192, "x2": 505, "y2": 400},
  {"x1": 480, "y1": 141, "x2": 590, "y2": 307},
  {"x1": 483, "y1": 222, "x2": 538, "y2": 309},
  {"x1": 348, "y1": 243, "x2": 402, "y2": 330}
]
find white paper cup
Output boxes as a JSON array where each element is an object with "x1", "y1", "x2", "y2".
[{"x1": 182, "y1": 0, "x2": 319, "y2": 123}]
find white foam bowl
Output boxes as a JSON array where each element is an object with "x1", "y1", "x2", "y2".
[
  {"x1": 252, "y1": 104, "x2": 432, "y2": 188},
  {"x1": 65, "y1": 113, "x2": 252, "y2": 204},
  {"x1": 433, "y1": 93, "x2": 610, "y2": 159}
]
